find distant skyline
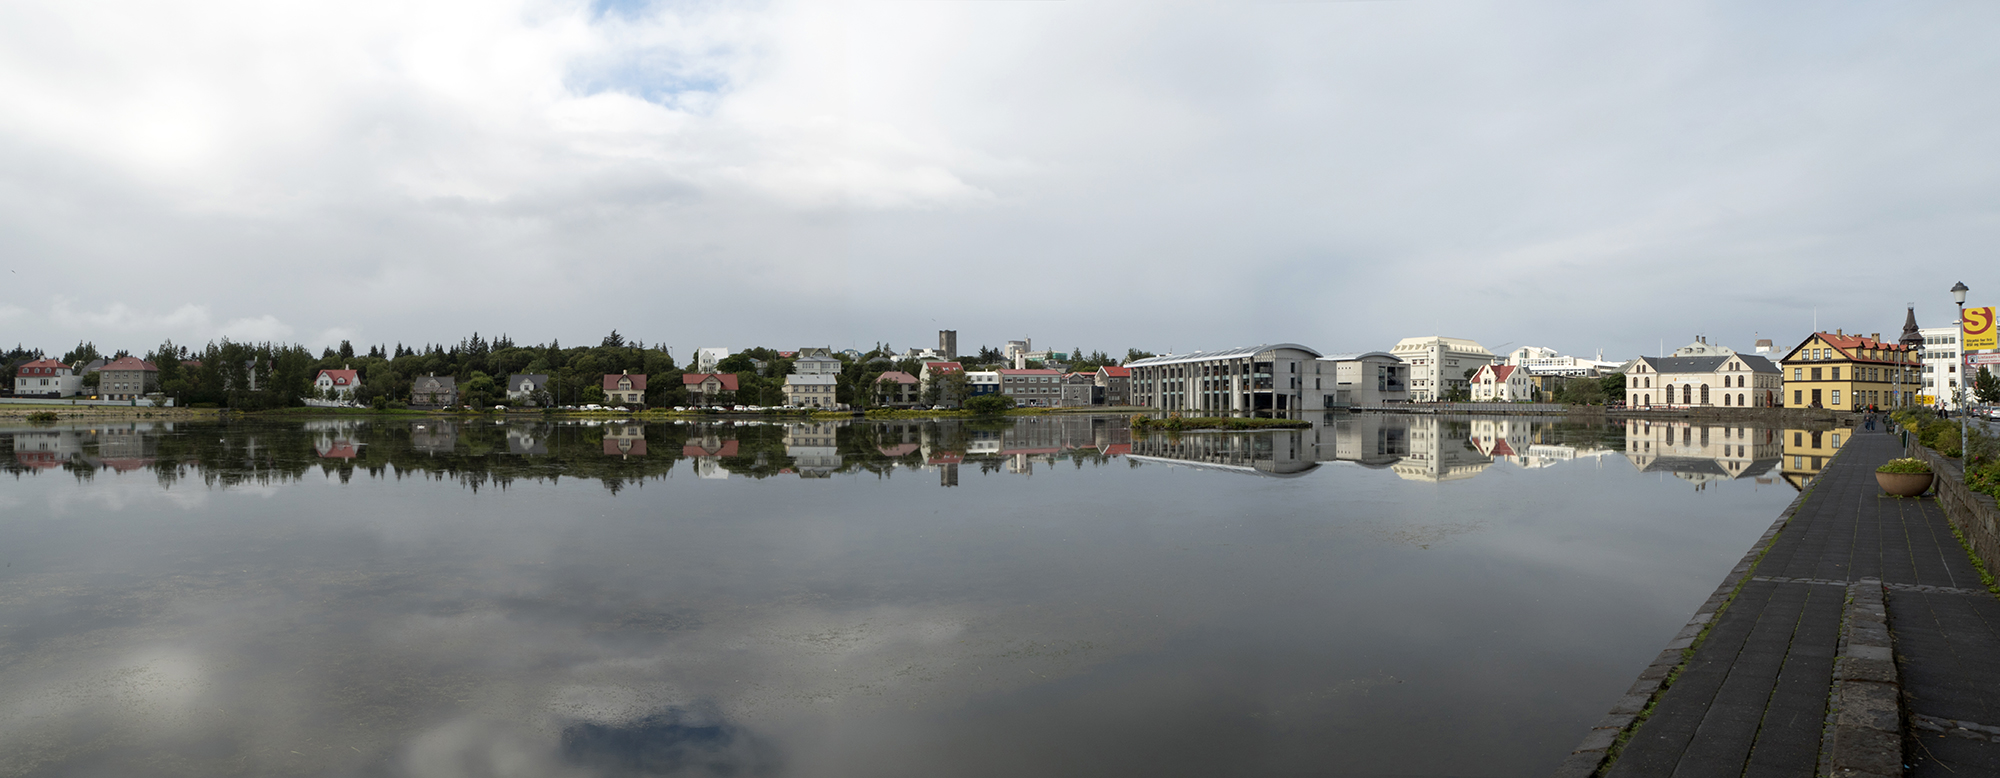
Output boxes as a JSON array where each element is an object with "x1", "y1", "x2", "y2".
[{"x1": 0, "y1": 0, "x2": 1994, "y2": 361}]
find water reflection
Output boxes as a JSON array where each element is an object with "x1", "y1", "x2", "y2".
[
  {"x1": 1779, "y1": 427, "x2": 1848, "y2": 489},
  {"x1": 0, "y1": 414, "x2": 1802, "y2": 777},
  {"x1": 3, "y1": 414, "x2": 1804, "y2": 490}
]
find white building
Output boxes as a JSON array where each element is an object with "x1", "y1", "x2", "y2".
[
  {"x1": 12, "y1": 358, "x2": 82, "y2": 398},
  {"x1": 782, "y1": 349, "x2": 842, "y2": 408},
  {"x1": 1469, "y1": 364, "x2": 1532, "y2": 402},
  {"x1": 696, "y1": 347, "x2": 731, "y2": 373},
  {"x1": 1505, "y1": 346, "x2": 1623, "y2": 377},
  {"x1": 309, "y1": 366, "x2": 362, "y2": 407},
  {"x1": 1390, "y1": 336, "x2": 1495, "y2": 401},
  {"x1": 1312, "y1": 352, "x2": 1409, "y2": 407},
  {"x1": 1670, "y1": 336, "x2": 1735, "y2": 358},
  {"x1": 1128, "y1": 344, "x2": 1321, "y2": 413},
  {"x1": 1625, "y1": 352, "x2": 1782, "y2": 409},
  {"x1": 1918, "y1": 325, "x2": 1963, "y2": 409}
]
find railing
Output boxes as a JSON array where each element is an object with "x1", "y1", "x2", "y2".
[{"x1": 1349, "y1": 402, "x2": 1568, "y2": 414}]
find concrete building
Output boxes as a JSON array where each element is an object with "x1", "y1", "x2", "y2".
[
  {"x1": 1626, "y1": 353, "x2": 1782, "y2": 409},
  {"x1": 1095, "y1": 365, "x2": 1130, "y2": 406},
  {"x1": 999, "y1": 368, "x2": 1062, "y2": 408},
  {"x1": 1389, "y1": 337, "x2": 1494, "y2": 401},
  {"x1": 919, "y1": 361, "x2": 964, "y2": 407},
  {"x1": 411, "y1": 374, "x2": 458, "y2": 408},
  {"x1": 312, "y1": 366, "x2": 361, "y2": 406},
  {"x1": 682, "y1": 373, "x2": 738, "y2": 406},
  {"x1": 1059, "y1": 372, "x2": 1097, "y2": 407},
  {"x1": 1469, "y1": 364, "x2": 1532, "y2": 402},
  {"x1": 505, "y1": 374, "x2": 549, "y2": 406},
  {"x1": 1128, "y1": 344, "x2": 1322, "y2": 413},
  {"x1": 602, "y1": 371, "x2": 647, "y2": 407},
  {"x1": 13, "y1": 358, "x2": 81, "y2": 398},
  {"x1": 98, "y1": 356, "x2": 159, "y2": 401},
  {"x1": 1310, "y1": 352, "x2": 1409, "y2": 408},
  {"x1": 784, "y1": 421, "x2": 842, "y2": 477},
  {"x1": 1778, "y1": 331, "x2": 1919, "y2": 410},
  {"x1": 1918, "y1": 325, "x2": 1964, "y2": 408},
  {"x1": 1004, "y1": 339, "x2": 1032, "y2": 364},
  {"x1": 967, "y1": 370, "x2": 1000, "y2": 397},
  {"x1": 937, "y1": 330, "x2": 957, "y2": 360},
  {"x1": 782, "y1": 350, "x2": 842, "y2": 408},
  {"x1": 873, "y1": 371, "x2": 920, "y2": 408},
  {"x1": 696, "y1": 347, "x2": 731, "y2": 373},
  {"x1": 1505, "y1": 345, "x2": 1624, "y2": 377},
  {"x1": 1670, "y1": 337, "x2": 1735, "y2": 358}
]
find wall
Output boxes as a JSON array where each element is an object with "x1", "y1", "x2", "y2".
[{"x1": 1910, "y1": 443, "x2": 2000, "y2": 578}]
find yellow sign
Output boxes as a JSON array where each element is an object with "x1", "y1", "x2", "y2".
[
  {"x1": 1967, "y1": 306, "x2": 1998, "y2": 351},
  {"x1": 1916, "y1": 395, "x2": 1937, "y2": 405}
]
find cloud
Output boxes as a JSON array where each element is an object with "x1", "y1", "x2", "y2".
[
  {"x1": 45, "y1": 297, "x2": 294, "y2": 345},
  {"x1": 0, "y1": 0, "x2": 1996, "y2": 356}
]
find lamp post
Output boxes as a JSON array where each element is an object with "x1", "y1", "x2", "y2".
[{"x1": 1953, "y1": 281, "x2": 1970, "y2": 446}]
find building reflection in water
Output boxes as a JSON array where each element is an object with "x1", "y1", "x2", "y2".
[
  {"x1": 2, "y1": 413, "x2": 1796, "y2": 490},
  {"x1": 1621, "y1": 419, "x2": 1783, "y2": 489}
]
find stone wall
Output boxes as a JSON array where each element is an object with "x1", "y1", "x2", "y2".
[{"x1": 1910, "y1": 443, "x2": 2000, "y2": 577}]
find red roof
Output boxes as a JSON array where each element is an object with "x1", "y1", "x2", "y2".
[
  {"x1": 15, "y1": 451, "x2": 63, "y2": 469},
  {"x1": 100, "y1": 356, "x2": 157, "y2": 373},
  {"x1": 1099, "y1": 366, "x2": 1131, "y2": 378},
  {"x1": 1811, "y1": 332, "x2": 1915, "y2": 364},
  {"x1": 603, "y1": 438, "x2": 649, "y2": 456},
  {"x1": 15, "y1": 358, "x2": 67, "y2": 376},
  {"x1": 923, "y1": 361, "x2": 963, "y2": 373},
  {"x1": 317, "y1": 369, "x2": 360, "y2": 386},
  {"x1": 877, "y1": 442, "x2": 920, "y2": 457},
  {"x1": 683, "y1": 440, "x2": 740, "y2": 457},
  {"x1": 1491, "y1": 365, "x2": 1517, "y2": 382},
  {"x1": 602, "y1": 372, "x2": 649, "y2": 392},
  {"x1": 682, "y1": 373, "x2": 740, "y2": 390},
  {"x1": 928, "y1": 453, "x2": 964, "y2": 464},
  {"x1": 1490, "y1": 438, "x2": 1516, "y2": 457},
  {"x1": 874, "y1": 371, "x2": 918, "y2": 384},
  {"x1": 318, "y1": 442, "x2": 359, "y2": 459}
]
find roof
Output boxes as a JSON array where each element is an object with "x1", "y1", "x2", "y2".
[
  {"x1": 1317, "y1": 351, "x2": 1401, "y2": 362},
  {"x1": 100, "y1": 356, "x2": 157, "y2": 373},
  {"x1": 1098, "y1": 365, "x2": 1131, "y2": 377},
  {"x1": 1125, "y1": 343, "x2": 1323, "y2": 368},
  {"x1": 1482, "y1": 365, "x2": 1519, "y2": 381},
  {"x1": 1634, "y1": 354, "x2": 1781, "y2": 374},
  {"x1": 602, "y1": 372, "x2": 648, "y2": 391},
  {"x1": 683, "y1": 373, "x2": 740, "y2": 390},
  {"x1": 415, "y1": 374, "x2": 458, "y2": 389},
  {"x1": 683, "y1": 440, "x2": 739, "y2": 457},
  {"x1": 16, "y1": 358, "x2": 67, "y2": 375},
  {"x1": 1786, "y1": 332, "x2": 1917, "y2": 364},
  {"x1": 316, "y1": 369, "x2": 360, "y2": 386},
  {"x1": 509, "y1": 374, "x2": 549, "y2": 389},
  {"x1": 1389, "y1": 336, "x2": 1492, "y2": 355},
  {"x1": 874, "y1": 371, "x2": 918, "y2": 384},
  {"x1": 999, "y1": 368, "x2": 1060, "y2": 375},
  {"x1": 922, "y1": 361, "x2": 964, "y2": 375}
]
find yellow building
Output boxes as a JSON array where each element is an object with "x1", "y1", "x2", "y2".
[
  {"x1": 1779, "y1": 427, "x2": 1847, "y2": 490},
  {"x1": 1779, "y1": 331, "x2": 1919, "y2": 410}
]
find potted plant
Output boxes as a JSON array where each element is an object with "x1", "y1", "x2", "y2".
[{"x1": 1876, "y1": 458, "x2": 1935, "y2": 497}]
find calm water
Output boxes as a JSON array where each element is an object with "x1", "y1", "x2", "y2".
[{"x1": 0, "y1": 414, "x2": 1800, "y2": 777}]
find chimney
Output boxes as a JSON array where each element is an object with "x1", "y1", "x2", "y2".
[
  {"x1": 1836, "y1": 328, "x2": 1843, "y2": 336},
  {"x1": 1870, "y1": 333, "x2": 1879, "y2": 342}
]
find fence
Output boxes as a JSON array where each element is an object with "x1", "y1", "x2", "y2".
[{"x1": 0, "y1": 397, "x2": 171, "y2": 408}]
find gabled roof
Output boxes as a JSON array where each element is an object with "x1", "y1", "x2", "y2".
[
  {"x1": 1477, "y1": 365, "x2": 1519, "y2": 382},
  {"x1": 415, "y1": 374, "x2": 457, "y2": 389},
  {"x1": 922, "y1": 361, "x2": 963, "y2": 372},
  {"x1": 684, "y1": 440, "x2": 739, "y2": 457},
  {"x1": 1098, "y1": 365, "x2": 1131, "y2": 377},
  {"x1": 15, "y1": 358, "x2": 68, "y2": 375},
  {"x1": 874, "y1": 371, "x2": 918, "y2": 384},
  {"x1": 101, "y1": 356, "x2": 157, "y2": 372},
  {"x1": 1785, "y1": 332, "x2": 1916, "y2": 365},
  {"x1": 508, "y1": 374, "x2": 549, "y2": 390},
  {"x1": 1125, "y1": 343, "x2": 1323, "y2": 368},
  {"x1": 682, "y1": 373, "x2": 740, "y2": 390},
  {"x1": 316, "y1": 369, "x2": 360, "y2": 386},
  {"x1": 602, "y1": 372, "x2": 648, "y2": 391}
]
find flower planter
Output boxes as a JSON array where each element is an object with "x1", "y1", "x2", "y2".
[{"x1": 1876, "y1": 472, "x2": 1935, "y2": 497}]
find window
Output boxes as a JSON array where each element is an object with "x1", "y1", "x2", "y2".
[
  {"x1": 1793, "y1": 368, "x2": 1802, "y2": 380},
  {"x1": 1832, "y1": 390, "x2": 1841, "y2": 405},
  {"x1": 1831, "y1": 367, "x2": 1840, "y2": 381},
  {"x1": 1794, "y1": 390, "x2": 1802, "y2": 405},
  {"x1": 1811, "y1": 368, "x2": 1822, "y2": 381}
]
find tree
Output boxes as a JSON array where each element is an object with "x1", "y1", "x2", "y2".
[
  {"x1": 1125, "y1": 348, "x2": 1156, "y2": 365},
  {"x1": 62, "y1": 341, "x2": 100, "y2": 365},
  {"x1": 1975, "y1": 367, "x2": 2000, "y2": 404},
  {"x1": 965, "y1": 394, "x2": 1016, "y2": 414},
  {"x1": 601, "y1": 330, "x2": 626, "y2": 348}
]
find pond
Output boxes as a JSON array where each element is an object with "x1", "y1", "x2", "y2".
[{"x1": 0, "y1": 414, "x2": 1800, "y2": 777}]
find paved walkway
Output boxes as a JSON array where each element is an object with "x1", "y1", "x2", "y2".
[{"x1": 1579, "y1": 430, "x2": 2000, "y2": 777}]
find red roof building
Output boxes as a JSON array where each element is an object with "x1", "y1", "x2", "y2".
[
  {"x1": 683, "y1": 373, "x2": 739, "y2": 406},
  {"x1": 98, "y1": 357, "x2": 159, "y2": 400},
  {"x1": 603, "y1": 371, "x2": 648, "y2": 406}
]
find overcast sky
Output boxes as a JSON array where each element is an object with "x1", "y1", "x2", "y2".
[{"x1": 0, "y1": 0, "x2": 1994, "y2": 362}]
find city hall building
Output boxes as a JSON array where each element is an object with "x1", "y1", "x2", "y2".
[{"x1": 1127, "y1": 344, "x2": 1322, "y2": 413}]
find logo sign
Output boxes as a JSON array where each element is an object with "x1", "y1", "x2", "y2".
[
  {"x1": 1970, "y1": 352, "x2": 2000, "y2": 366},
  {"x1": 1966, "y1": 306, "x2": 1998, "y2": 351}
]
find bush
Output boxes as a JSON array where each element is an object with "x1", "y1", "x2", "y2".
[
  {"x1": 1877, "y1": 458, "x2": 1932, "y2": 474},
  {"x1": 26, "y1": 411, "x2": 59, "y2": 423},
  {"x1": 964, "y1": 394, "x2": 1016, "y2": 415},
  {"x1": 386, "y1": 401, "x2": 408, "y2": 411}
]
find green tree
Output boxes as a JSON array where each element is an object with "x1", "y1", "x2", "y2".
[
  {"x1": 965, "y1": 394, "x2": 1015, "y2": 414},
  {"x1": 1975, "y1": 367, "x2": 2000, "y2": 404},
  {"x1": 1124, "y1": 348, "x2": 1156, "y2": 365}
]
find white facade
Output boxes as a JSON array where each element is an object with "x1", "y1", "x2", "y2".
[
  {"x1": 1625, "y1": 354, "x2": 1782, "y2": 409},
  {"x1": 1312, "y1": 352, "x2": 1409, "y2": 407},
  {"x1": 782, "y1": 353, "x2": 843, "y2": 408},
  {"x1": 1128, "y1": 344, "x2": 1322, "y2": 412},
  {"x1": 1669, "y1": 337, "x2": 1735, "y2": 358},
  {"x1": 696, "y1": 347, "x2": 731, "y2": 373},
  {"x1": 1390, "y1": 336, "x2": 1495, "y2": 401},
  {"x1": 1918, "y1": 325, "x2": 1963, "y2": 409},
  {"x1": 12, "y1": 359, "x2": 82, "y2": 398},
  {"x1": 1505, "y1": 345, "x2": 1623, "y2": 377},
  {"x1": 1469, "y1": 365, "x2": 1531, "y2": 402}
]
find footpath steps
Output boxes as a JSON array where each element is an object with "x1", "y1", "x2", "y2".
[{"x1": 1558, "y1": 430, "x2": 2000, "y2": 777}]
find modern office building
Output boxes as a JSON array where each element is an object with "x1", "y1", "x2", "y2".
[
  {"x1": 1312, "y1": 352, "x2": 1409, "y2": 407},
  {"x1": 1127, "y1": 344, "x2": 1322, "y2": 412},
  {"x1": 1389, "y1": 337, "x2": 1494, "y2": 401},
  {"x1": 1918, "y1": 324, "x2": 1963, "y2": 408}
]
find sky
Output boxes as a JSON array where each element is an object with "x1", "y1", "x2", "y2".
[{"x1": 0, "y1": 0, "x2": 1995, "y2": 362}]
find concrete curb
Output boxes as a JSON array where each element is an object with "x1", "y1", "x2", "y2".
[
  {"x1": 1824, "y1": 579, "x2": 1902, "y2": 778},
  {"x1": 1551, "y1": 487, "x2": 1814, "y2": 777}
]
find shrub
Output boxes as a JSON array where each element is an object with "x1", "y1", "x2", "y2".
[
  {"x1": 26, "y1": 411, "x2": 59, "y2": 423},
  {"x1": 1877, "y1": 458, "x2": 1932, "y2": 475},
  {"x1": 386, "y1": 401, "x2": 408, "y2": 411},
  {"x1": 965, "y1": 394, "x2": 1016, "y2": 415}
]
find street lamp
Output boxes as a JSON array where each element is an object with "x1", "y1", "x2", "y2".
[{"x1": 1952, "y1": 281, "x2": 1970, "y2": 445}]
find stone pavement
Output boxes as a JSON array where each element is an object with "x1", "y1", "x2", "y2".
[{"x1": 1558, "y1": 429, "x2": 2000, "y2": 777}]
